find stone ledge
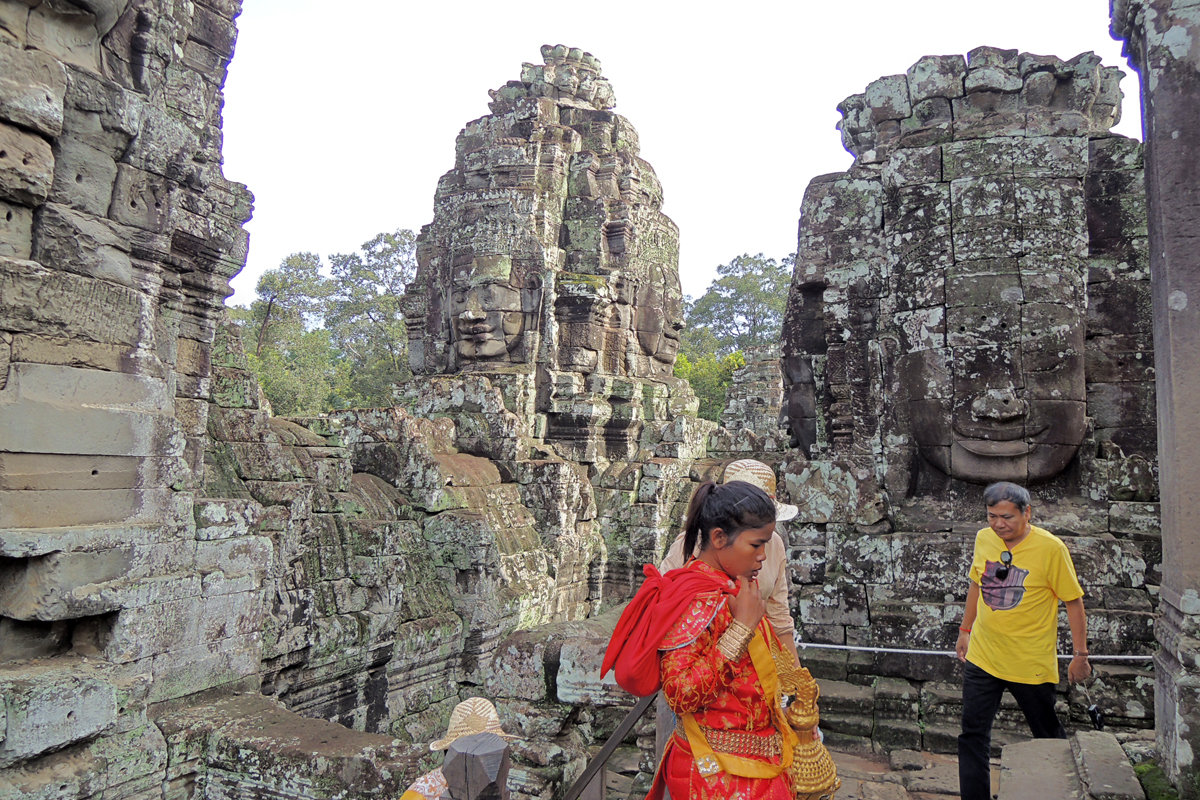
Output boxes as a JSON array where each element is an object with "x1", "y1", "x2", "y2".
[
  {"x1": 155, "y1": 693, "x2": 426, "y2": 798},
  {"x1": 1072, "y1": 730, "x2": 1146, "y2": 800}
]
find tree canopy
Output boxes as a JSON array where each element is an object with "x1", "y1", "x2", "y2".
[
  {"x1": 682, "y1": 252, "x2": 792, "y2": 357},
  {"x1": 234, "y1": 229, "x2": 416, "y2": 415},
  {"x1": 674, "y1": 252, "x2": 794, "y2": 420}
]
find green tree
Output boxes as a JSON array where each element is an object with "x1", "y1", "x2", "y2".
[
  {"x1": 247, "y1": 326, "x2": 346, "y2": 416},
  {"x1": 674, "y1": 252, "x2": 792, "y2": 420},
  {"x1": 674, "y1": 351, "x2": 746, "y2": 422},
  {"x1": 235, "y1": 230, "x2": 419, "y2": 414},
  {"x1": 325, "y1": 230, "x2": 417, "y2": 407},
  {"x1": 683, "y1": 253, "x2": 792, "y2": 356},
  {"x1": 251, "y1": 252, "x2": 330, "y2": 356}
]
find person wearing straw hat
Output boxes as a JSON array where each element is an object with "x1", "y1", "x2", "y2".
[
  {"x1": 661, "y1": 459, "x2": 801, "y2": 665},
  {"x1": 401, "y1": 697, "x2": 514, "y2": 800}
]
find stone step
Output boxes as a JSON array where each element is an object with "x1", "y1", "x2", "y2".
[
  {"x1": 998, "y1": 731, "x2": 1145, "y2": 800},
  {"x1": 999, "y1": 739, "x2": 1084, "y2": 800},
  {"x1": 1072, "y1": 730, "x2": 1147, "y2": 800}
]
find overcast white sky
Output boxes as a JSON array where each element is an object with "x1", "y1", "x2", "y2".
[{"x1": 220, "y1": 1, "x2": 1141, "y2": 306}]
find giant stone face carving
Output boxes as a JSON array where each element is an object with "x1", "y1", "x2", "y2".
[
  {"x1": 782, "y1": 47, "x2": 1153, "y2": 495},
  {"x1": 447, "y1": 255, "x2": 536, "y2": 362},
  {"x1": 896, "y1": 185, "x2": 1090, "y2": 484},
  {"x1": 404, "y1": 44, "x2": 694, "y2": 462}
]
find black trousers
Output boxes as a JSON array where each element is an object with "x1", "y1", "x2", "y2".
[{"x1": 958, "y1": 661, "x2": 1066, "y2": 800}]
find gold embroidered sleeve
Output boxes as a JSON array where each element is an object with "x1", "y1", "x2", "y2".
[{"x1": 660, "y1": 628, "x2": 737, "y2": 714}]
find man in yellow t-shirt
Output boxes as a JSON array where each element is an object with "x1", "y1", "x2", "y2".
[{"x1": 955, "y1": 482, "x2": 1091, "y2": 800}]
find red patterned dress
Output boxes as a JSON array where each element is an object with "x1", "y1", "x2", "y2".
[{"x1": 655, "y1": 560, "x2": 795, "y2": 800}]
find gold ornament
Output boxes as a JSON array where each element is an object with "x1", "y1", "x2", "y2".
[{"x1": 770, "y1": 637, "x2": 841, "y2": 800}]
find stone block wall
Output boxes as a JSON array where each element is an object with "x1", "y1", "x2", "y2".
[
  {"x1": 0, "y1": 1, "x2": 266, "y2": 797},
  {"x1": 763, "y1": 47, "x2": 1161, "y2": 749}
]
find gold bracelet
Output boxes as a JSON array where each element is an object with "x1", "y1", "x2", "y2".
[{"x1": 717, "y1": 619, "x2": 755, "y2": 661}]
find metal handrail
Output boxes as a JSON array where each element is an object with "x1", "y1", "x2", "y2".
[{"x1": 561, "y1": 693, "x2": 656, "y2": 800}]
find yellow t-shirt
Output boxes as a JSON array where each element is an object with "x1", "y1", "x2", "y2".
[{"x1": 965, "y1": 524, "x2": 1084, "y2": 684}]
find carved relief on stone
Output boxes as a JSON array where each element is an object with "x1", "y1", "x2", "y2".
[
  {"x1": 404, "y1": 45, "x2": 694, "y2": 463},
  {"x1": 448, "y1": 254, "x2": 543, "y2": 365},
  {"x1": 782, "y1": 47, "x2": 1153, "y2": 496}
]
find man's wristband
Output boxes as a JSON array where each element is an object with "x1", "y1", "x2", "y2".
[
  {"x1": 1073, "y1": 650, "x2": 1089, "y2": 657},
  {"x1": 958, "y1": 626, "x2": 971, "y2": 634}
]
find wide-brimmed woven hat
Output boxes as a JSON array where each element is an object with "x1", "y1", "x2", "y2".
[
  {"x1": 429, "y1": 697, "x2": 513, "y2": 751},
  {"x1": 723, "y1": 459, "x2": 798, "y2": 522}
]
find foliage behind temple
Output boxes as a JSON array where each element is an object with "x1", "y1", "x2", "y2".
[{"x1": 234, "y1": 230, "x2": 417, "y2": 414}]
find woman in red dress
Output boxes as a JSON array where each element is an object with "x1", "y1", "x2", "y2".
[{"x1": 603, "y1": 480, "x2": 799, "y2": 800}]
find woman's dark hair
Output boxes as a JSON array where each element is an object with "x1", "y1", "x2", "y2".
[{"x1": 681, "y1": 480, "x2": 776, "y2": 558}]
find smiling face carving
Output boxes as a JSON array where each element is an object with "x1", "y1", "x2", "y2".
[
  {"x1": 898, "y1": 262, "x2": 1088, "y2": 484},
  {"x1": 449, "y1": 279, "x2": 525, "y2": 360},
  {"x1": 446, "y1": 254, "x2": 532, "y2": 363}
]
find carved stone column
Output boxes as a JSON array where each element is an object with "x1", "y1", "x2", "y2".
[{"x1": 1112, "y1": 2, "x2": 1200, "y2": 795}]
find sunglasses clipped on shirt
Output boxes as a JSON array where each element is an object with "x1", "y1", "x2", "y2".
[{"x1": 995, "y1": 550, "x2": 1013, "y2": 580}]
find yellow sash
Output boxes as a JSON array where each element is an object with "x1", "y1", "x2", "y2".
[{"x1": 679, "y1": 622, "x2": 798, "y2": 778}]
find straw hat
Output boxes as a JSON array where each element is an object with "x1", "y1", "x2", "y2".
[
  {"x1": 722, "y1": 459, "x2": 798, "y2": 522},
  {"x1": 429, "y1": 697, "x2": 513, "y2": 751}
]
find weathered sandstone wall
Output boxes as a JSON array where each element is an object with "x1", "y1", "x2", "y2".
[
  {"x1": 1111, "y1": 2, "x2": 1200, "y2": 794},
  {"x1": 768, "y1": 47, "x2": 1158, "y2": 751}
]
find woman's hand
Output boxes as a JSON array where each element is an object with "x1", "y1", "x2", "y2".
[{"x1": 728, "y1": 575, "x2": 766, "y2": 628}]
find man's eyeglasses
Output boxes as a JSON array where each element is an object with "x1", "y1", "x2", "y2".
[{"x1": 995, "y1": 550, "x2": 1013, "y2": 580}]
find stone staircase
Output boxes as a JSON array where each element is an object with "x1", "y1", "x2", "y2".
[{"x1": 999, "y1": 731, "x2": 1146, "y2": 800}]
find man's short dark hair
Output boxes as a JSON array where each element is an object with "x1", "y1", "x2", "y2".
[{"x1": 983, "y1": 481, "x2": 1031, "y2": 511}]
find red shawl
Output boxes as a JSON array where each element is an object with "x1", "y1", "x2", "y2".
[{"x1": 601, "y1": 563, "x2": 735, "y2": 696}]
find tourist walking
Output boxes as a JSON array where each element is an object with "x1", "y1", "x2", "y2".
[
  {"x1": 602, "y1": 481, "x2": 838, "y2": 800},
  {"x1": 956, "y1": 481, "x2": 1091, "y2": 800}
]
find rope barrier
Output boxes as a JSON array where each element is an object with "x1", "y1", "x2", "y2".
[{"x1": 795, "y1": 641, "x2": 1154, "y2": 661}]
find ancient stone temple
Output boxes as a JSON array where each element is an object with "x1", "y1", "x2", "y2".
[
  {"x1": 405, "y1": 44, "x2": 690, "y2": 427},
  {"x1": 0, "y1": 24, "x2": 708, "y2": 798},
  {"x1": 401, "y1": 43, "x2": 710, "y2": 596},
  {"x1": 1, "y1": 1, "x2": 1192, "y2": 796},
  {"x1": 775, "y1": 48, "x2": 1160, "y2": 750}
]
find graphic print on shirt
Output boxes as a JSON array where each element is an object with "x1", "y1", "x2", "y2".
[{"x1": 981, "y1": 558, "x2": 1028, "y2": 611}]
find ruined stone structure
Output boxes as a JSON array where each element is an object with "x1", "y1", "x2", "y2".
[
  {"x1": 774, "y1": 48, "x2": 1160, "y2": 751},
  {"x1": 0, "y1": 0, "x2": 272, "y2": 794},
  {"x1": 402, "y1": 44, "x2": 711, "y2": 599},
  {"x1": 1111, "y1": 2, "x2": 1200, "y2": 795},
  {"x1": 0, "y1": 25, "x2": 702, "y2": 800},
  {"x1": 0, "y1": 1, "x2": 1191, "y2": 797},
  {"x1": 713, "y1": 344, "x2": 792, "y2": 456}
]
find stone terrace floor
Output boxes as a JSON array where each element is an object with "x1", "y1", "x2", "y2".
[
  {"x1": 830, "y1": 748, "x2": 991, "y2": 799},
  {"x1": 604, "y1": 747, "x2": 997, "y2": 799}
]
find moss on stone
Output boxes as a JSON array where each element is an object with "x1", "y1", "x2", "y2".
[
  {"x1": 1134, "y1": 762, "x2": 1181, "y2": 800},
  {"x1": 558, "y1": 271, "x2": 609, "y2": 290}
]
